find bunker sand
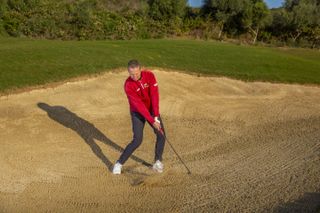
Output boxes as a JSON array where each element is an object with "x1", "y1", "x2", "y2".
[{"x1": 0, "y1": 70, "x2": 319, "y2": 212}]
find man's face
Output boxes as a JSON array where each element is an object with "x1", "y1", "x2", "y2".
[{"x1": 128, "y1": 66, "x2": 141, "y2": 81}]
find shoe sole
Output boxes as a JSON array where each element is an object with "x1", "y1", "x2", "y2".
[
  {"x1": 152, "y1": 167, "x2": 163, "y2": 173},
  {"x1": 113, "y1": 171, "x2": 121, "y2": 175}
]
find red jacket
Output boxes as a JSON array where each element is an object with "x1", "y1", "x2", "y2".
[{"x1": 124, "y1": 70, "x2": 160, "y2": 124}]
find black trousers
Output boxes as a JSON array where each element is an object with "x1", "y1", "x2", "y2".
[{"x1": 118, "y1": 112, "x2": 166, "y2": 165}]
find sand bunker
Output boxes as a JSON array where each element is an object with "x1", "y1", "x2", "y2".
[{"x1": 0, "y1": 69, "x2": 319, "y2": 212}]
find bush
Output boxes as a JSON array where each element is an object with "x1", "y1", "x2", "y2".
[
  {"x1": 0, "y1": 0, "x2": 318, "y2": 48},
  {"x1": 258, "y1": 31, "x2": 272, "y2": 43},
  {"x1": 0, "y1": 19, "x2": 7, "y2": 35},
  {"x1": 2, "y1": 10, "x2": 24, "y2": 36}
]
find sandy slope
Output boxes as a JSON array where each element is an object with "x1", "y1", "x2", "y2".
[{"x1": 0, "y1": 69, "x2": 319, "y2": 212}]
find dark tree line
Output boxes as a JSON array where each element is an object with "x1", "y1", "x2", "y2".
[{"x1": 0, "y1": 0, "x2": 319, "y2": 48}]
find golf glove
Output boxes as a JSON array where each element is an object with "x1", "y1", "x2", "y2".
[{"x1": 155, "y1": 116, "x2": 160, "y2": 124}]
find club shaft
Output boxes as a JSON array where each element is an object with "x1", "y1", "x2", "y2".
[{"x1": 162, "y1": 133, "x2": 191, "y2": 174}]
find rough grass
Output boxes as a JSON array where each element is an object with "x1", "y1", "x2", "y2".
[{"x1": 1, "y1": 37, "x2": 320, "y2": 92}]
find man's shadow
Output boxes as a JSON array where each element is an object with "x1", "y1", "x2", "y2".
[{"x1": 37, "y1": 102, "x2": 152, "y2": 172}]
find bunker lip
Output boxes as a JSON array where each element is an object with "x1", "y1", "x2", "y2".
[
  {"x1": 0, "y1": 69, "x2": 319, "y2": 212},
  {"x1": 1, "y1": 67, "x2": 320, "y2": 98}
]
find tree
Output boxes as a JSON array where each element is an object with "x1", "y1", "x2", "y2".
[
  {"x1": 269, "y1": 8, "x2": 290, "y2": 38},
  {"x1": 148, "y1": 0, "x2": 187, "y2": 21},
  {"x1": 242, "y1": 0, "x2": 272, "y2": 44},
  {"x1": 201, "y1": 0, "x2": 250, "y2": 39},
  {"x1": 285, "y1": 0, "x2": 320, "y2": 42}
]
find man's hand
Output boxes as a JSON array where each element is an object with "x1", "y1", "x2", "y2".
[
  {"x1": 153, "y1": 120, "x2": 161, "y2": 132},
  {"x1": 154, "y1": 116, "x2": 160, "y2": 124}
]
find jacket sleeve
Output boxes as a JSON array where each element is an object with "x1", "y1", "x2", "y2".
[
  {"x1": 125, "y1": 83, "x2": 155, "y2": 124},
  {"x1": 148, "y1": 72, "x2": 160, "y2": 117}
]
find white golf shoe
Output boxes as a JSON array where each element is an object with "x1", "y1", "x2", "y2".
[
  {"x1": 112, "y1": 162, "x2": 122, "y2": 175},
  {"x1": 152, "y1": 160, "x2": 164, "y2": 173}
]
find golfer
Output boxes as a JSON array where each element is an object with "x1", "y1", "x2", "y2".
[{"x1": 113, "y1": 60, "x2": 166, "y2": 174}]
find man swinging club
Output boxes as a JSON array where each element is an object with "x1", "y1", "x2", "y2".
[{"x1": 113, "y1": 59, "x2": 166, "y2": 175}]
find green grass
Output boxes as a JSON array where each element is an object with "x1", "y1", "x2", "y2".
[{"x1": 1, "y1": 37, "x2": 320, "y2": 93}]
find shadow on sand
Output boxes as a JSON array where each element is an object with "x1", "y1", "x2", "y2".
[
  {"x1": 272, "y1": 192, "x2": 320, "y2": 213},
  {"x1": 37, "y1": 102, "x2": 152, "y2": 172}
]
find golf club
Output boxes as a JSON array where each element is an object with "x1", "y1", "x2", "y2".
[{"x1": 159, "y1": 128, "x2": 191, "y2": 175}]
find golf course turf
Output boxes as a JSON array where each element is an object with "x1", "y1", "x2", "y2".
[{"x1": 1, "y1": 37, "x2": 320, "y2": 93}]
